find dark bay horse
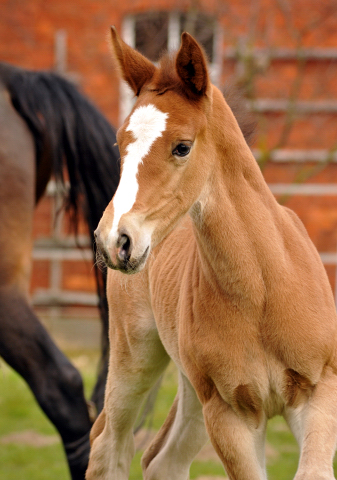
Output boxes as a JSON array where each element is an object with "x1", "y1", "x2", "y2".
[
  {"x1": 0, "y1": 62, "x2": 120, "y2": 479},
  {"x1": 88, "y1": 29, "x2": 337, "y2": 480}
]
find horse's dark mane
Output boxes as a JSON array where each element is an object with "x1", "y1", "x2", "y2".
[
  {"x1": 0, "y1": 61, "x2": 120, "y2": 406},
  {"x1": 153, "y1": 53, "x2": 256, "y2": 146}
]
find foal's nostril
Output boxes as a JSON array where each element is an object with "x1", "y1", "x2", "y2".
[{"x1": 117, "y1": 233, "x2": 132, "y2": 262}]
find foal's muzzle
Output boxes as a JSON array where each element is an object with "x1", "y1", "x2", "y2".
[{"x1": 94, "y1": 227, "x2": 150, "y2": 274}]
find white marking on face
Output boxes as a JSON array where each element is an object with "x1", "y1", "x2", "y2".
[{"x1": 108, "y1": 104, "x2": 168, "y2": 245}]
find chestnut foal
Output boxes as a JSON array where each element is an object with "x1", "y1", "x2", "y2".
[{"x1": 87, "y1": 28, "x2": 337, "y2": 480}]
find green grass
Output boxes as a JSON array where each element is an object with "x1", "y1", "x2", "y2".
[
  {"x1": 0, "y1": 444, "x2": 67, "y2": 480},
  {"x1": 1, "y1": 350, "x2": 337, "y2": 479},
  {"x1": 0, "y1": 360, "x2": 68, "y2": 479}
]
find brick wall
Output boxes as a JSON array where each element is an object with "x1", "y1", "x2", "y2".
[{"x1": 1, "y1": 0, "x2": 337, "y2": 312}]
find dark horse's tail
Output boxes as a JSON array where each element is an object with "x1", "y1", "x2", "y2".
[{"x1": 0, "y1": 62, "x2": 120, "y2": 411}]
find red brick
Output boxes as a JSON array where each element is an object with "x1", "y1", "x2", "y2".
[
  {"x1": 256, "y1": 113, "x2": 337, "y2": 149},
  {"x1": 30, "y1": 260, "x2": 50, "y2": 293},
  {"x1": 281, "y1": 195, "x2": 337, "y2": 252},
  {"x1": 33, "y1": 197, "x2": 53, "y2": 238},
  {"x1": 62, "y1": 260, "x2": 96, "y2": 292},
  {"x1": 255, "y1": 60, "x2": 337, "y2": 101},
  {"x1": 263, "y1": 163, "x2": 337, "y2": 184}
]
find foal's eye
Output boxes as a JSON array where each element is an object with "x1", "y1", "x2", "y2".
[{"x1": 172, "y1": 143, "x2": 191, "y2": 157}]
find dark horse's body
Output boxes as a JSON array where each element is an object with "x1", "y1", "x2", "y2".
[{"x1": 0, "y1": 62, "x2": 120, "y2": 479}]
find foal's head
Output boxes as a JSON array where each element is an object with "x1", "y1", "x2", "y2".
[{"x1": 95, "y1": 28, "x2": 223, "y2": 273}]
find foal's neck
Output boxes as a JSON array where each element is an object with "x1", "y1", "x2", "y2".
[{"x1": 190, "y1": 90, "x2": 279, "y2": 306}]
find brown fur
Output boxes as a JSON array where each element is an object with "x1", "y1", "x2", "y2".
[
  {"x1": 233, "y1": 384, "x2": 263, "y2": 428},
  {"x1": 150, "y1": 53, "x2": 256, "y2": 146},
  {"x1": 87, "y1": 30, "x2": 337, "y2": 480},
  {"x1": 110, "y1": 27, "x2": 156, "y2": 96},
  {"x1": 284, "y1": 369, "x2": 314, "y2": 408},
  {"x1": 89, "y1": 409, "x2": 106, "y2": 446}
]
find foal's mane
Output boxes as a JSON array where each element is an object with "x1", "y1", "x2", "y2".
[{"x1": 151, "y1": 53, "x2": 256, "y2": 146}]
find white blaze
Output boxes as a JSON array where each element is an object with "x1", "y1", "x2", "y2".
[{"x1": 109, "y1": 104, "x2": 168, "y2": 244}]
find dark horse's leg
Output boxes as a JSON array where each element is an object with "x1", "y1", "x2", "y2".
[
  {"x1": 0, "y1": 86, "x2": 92, "y2": 479},
  {"x1": 0, "y1": 286, "x2": 92, "y2": 479}
]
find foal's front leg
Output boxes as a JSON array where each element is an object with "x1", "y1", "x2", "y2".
[
  {"x1": 142, "y1": 371, "x2": 209, "y2": 480},
  {"x1": 285, "y1": 366, "x2": 337, "y2": 480},
  {"x1": 86, "y1": 272, "x2": 170, "y2": 480},
  {"x1": 202, "y1": 389, "x2": 267, "y2": 480}
]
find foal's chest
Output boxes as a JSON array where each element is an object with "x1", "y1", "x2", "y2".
[
  {"x1": 150, "y1": 242, "x2": 269, "y2": 399},
  {"x1": 149, "y1": 221, "x2": 331, "y2": 419}
]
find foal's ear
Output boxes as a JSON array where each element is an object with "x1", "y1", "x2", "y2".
[
  {"x1": 176, "y1": 32, "x2": 210, "y2": 97},
  {"x1": 110, "y1": 26, "x2": 156, "y2": 96}
]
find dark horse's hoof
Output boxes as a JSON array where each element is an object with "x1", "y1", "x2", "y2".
[{"x1": 64, "y1": 432, "x2": 91, "y2": 480}]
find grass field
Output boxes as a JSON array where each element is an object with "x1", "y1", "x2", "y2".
[{"x1": 0, "y1": 346, "x2": 336, "y2": 479}]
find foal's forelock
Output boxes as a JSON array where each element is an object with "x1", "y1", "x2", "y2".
[{"x1": 108, "y1": 104, "x2": 168, "y2": 245}]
